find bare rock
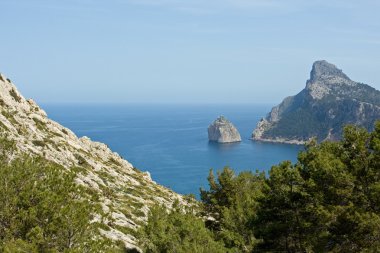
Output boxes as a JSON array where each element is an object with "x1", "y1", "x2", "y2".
[
  {"x1": 252, "y1": 60, "x2": 380, "y2": 143},
  {"x1": 0, "y1": 72, "x2": 195, "y2": 251},
  {"x1": 208, "y1": 116, "x2": 241, "y2": 143}
]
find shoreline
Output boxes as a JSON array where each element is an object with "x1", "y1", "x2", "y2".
[{"x1": 251, "y1": 137, "x2": 306, "y2": 146}]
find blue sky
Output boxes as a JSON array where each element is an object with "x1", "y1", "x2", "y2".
[{"x1": 1, "y1": 0, "x2": 379, "y2": 104}]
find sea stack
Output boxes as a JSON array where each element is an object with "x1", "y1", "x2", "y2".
[{"x1": 208, "y1": 116, "x2": 241, "y2": 143}]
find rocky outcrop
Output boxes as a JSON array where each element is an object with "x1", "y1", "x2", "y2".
[
  {"x1": 252, "y1": 60, "x2": 380, "y2": 144},
  {"x1": 208, "y1": 116, "x2": 241, "y2": 143},
  {"x1": 0, "y1": 73, "x2": 192, "y2": 251}
]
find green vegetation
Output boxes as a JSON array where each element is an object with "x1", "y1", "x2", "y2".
[
  {"x1": 200, "y1": 169, "x2": 266, "y2": 252},
  {"x1": 1, "y1": 110, "x2": 18, "y2": 126},
  {"x1": 261, "y1": 66, "x2": 380, "y2": 142},
  {"x1": 140, "y1": 122, "x2": 380, "y2": 252},
  {"x1": 32, "y1": 117, "x2": 48, "y2": 132},
  {"x1": 31, "y1": 139, "x2": 45, "y2": 147},
  {"x1": 0, "y1": 139, "x2": 124, "y2": 252},
  {"x1": 109, "y1": 157, "x2": 122, "y2": 167},
  {"x1": 265, "y1": 105, "x2": 328, "y2": 140},
  {"x1": 9, "y1": 88, "x2": 21, "y2": 103},
  {"x1": 74, "y1": 153, "x2": 89, "y2": 166},
  {"x1": 138, "y1": 204, "x2": 226, "y2": 253},
  {"x1": 0, "y1": 121, "x2": 8, "y2": 131},
  {"x1": 2, "y1": 112, "x2": 380, "y2": 252}
]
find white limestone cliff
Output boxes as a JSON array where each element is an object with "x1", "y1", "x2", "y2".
[{"x1": 0, "y1": 73, "x2": 191, "y2": 251}]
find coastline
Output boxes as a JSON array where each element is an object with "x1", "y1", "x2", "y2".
[{"x1": 251, "y1": 137, "x2": 306, "y2": 145}]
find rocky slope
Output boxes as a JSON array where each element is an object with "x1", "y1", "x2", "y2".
[
  {"x1": 208, "y1": 116, "x2": 241, "y2": 143},
  {"x1": 0, "y1": 73, "x2": 190, "y2": 251},
  {"x1": 252, "y1": 60, "x2": 380, "y2": 144}
]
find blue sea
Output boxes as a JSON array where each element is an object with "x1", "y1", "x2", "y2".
[{"x1": 43, "y1": 104, "x2": 303, "y2": 196}]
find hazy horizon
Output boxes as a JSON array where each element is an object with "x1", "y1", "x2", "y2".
[{"x1": 1, "y1": 0, "x2": 379, "y2": 104}]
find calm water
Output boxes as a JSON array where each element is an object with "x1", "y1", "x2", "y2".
[{"x1": 43, "y1": 104, "x2": 303, "y2": 196}]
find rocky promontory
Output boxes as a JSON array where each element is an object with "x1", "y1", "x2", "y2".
[
  {"x1": 0, "y1": 72, "x2": 190, "y2": 251},
  {"x1": 208, "y1": 116, "x2": 241, "y2": 143},
  {"x1": 252, "y1": 60, "x2": 380, "y2": 144}
]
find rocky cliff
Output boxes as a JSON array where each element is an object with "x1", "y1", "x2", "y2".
[
  {"x1": 0, "y1": 73, "x2": 190, "y2": 251},
  {"x1": 208, "y1": 116, "x2": 241, "y2": 143},
  {"x1": 252, "y1": 60, "x2": 380, "y2": 144}
]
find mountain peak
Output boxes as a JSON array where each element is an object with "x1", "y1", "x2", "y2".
[
  {"x1": 309, "y1": 60, "x2": 350, "y2": 83},
  {"x1": 252, "y1": 61, "x2": 380, "y2": 144}
]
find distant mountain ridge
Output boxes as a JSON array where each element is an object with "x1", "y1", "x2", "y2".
[{"x1": 252, "y1": 60, "x2": 380, "y2": 144}]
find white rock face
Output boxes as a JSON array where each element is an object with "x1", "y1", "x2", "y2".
[
  {"x1": 251, "y1": 60, "x2": 380, "y2": 144},
  {"x1": 208, "y1": 116, "x2": 241, "y2": 143},
  {"x1": 252, "y1": 118, "x2": 269, "y2": 140},
  {"x1": 0, "y1": 73, "x2": 192, "y2": 251}
]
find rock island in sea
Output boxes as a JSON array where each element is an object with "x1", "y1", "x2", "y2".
[{"x1": 208, "y1": 116, "x2": 241, "y2": 143}]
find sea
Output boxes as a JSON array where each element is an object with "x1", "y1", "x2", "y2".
[{"x1": 43, "y1": 104, "x2": 303, "y2": 196}]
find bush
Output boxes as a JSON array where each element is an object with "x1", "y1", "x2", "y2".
[
  {"x1": 138, "y1": 204, "x2": 227, "y2": 253},
  {"x1": 0, "y1": 138, "x2": 123, "y2": 252},
  {"x1": 141, "y1": 122, "x2": 380, "y2": 252},
  {"x1": 9, "y1": 89, "x2": 21, "y2": 103},
  {"x1": 31, "y1": 140, "x2": 45, "y2": 147}
]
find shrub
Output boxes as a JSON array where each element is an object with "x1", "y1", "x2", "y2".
[
  {"x1": 32, "y1": 140, "x2": 45, "y2": 147},
  {"x1": 9, "y1": 89, "x2": 21, "y2": 103},
  {"x1": 0, "y1": 156, "x2": 111, "y2": 252},
  {"x1": 138, "y1": 205, "x2": 227, "y2": 253}
]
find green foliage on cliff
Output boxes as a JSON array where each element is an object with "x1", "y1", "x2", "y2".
[
  {"x1": 0, "y1": 139, "x2": 123, "y2": 252},
  {"x1": 141, "y1": 122, "x2": 380, "y2": 252}
]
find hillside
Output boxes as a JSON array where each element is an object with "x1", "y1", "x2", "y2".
[
  {"x1": 252, "y1": 60, "x2": 380, "y2": 144},
  {"x1": 0, "y1": 73, "x2": 189, "y2": 251}
]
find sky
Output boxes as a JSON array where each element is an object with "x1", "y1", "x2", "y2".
[{"x1": 0, "y1": 0, "x2": 379, "y2": 104}]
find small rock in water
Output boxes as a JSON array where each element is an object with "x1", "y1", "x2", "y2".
[{"x1": 208, "y1": 116, "x2": 241, "y2": 143}]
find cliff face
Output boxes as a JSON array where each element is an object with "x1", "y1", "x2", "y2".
[
  {"x1": 208, "y1": 116, "x2": 241, "y2": 143},
  {"x1": 252, "y1": 60, "x2": 380, "y2": 144},
  {"x1": 0, "y1": 73, "x2": 188, "y2": 251}
]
